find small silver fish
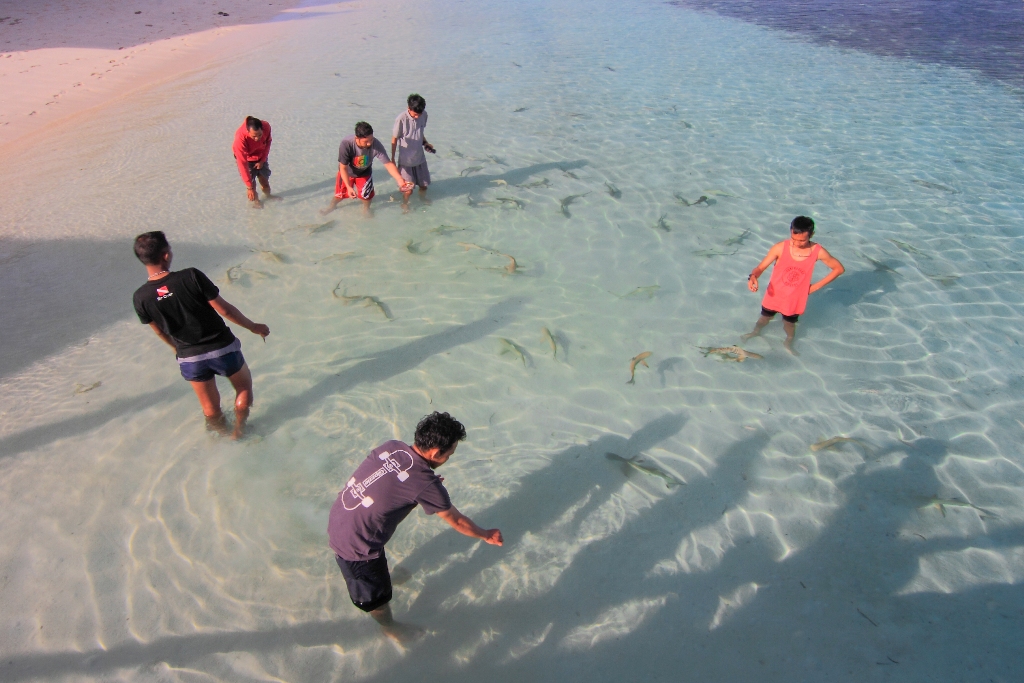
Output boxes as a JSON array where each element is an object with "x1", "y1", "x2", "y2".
[
  {"x1": 692, "y1": 248, "x2": 738, "y2": 258},
  {"x1": 861, "y1": 253, "x2": 899, "y2": 274},
  {"x1": 405, "y1": 240, "x2": 431, "y2": 255},
  {"x1": 513, "y1": 107, "x2": 528, "y2": 113},
  {"x1": 560, "y1": 193, "x2": 589, "y2": 218},
  {"x1": 74, "y1": 381, "x2": 102, "y2": 394},
  {"x1": 450, "y1": 149, "x2": 465, "y2": 158},
  {"x1": 616, "y1": 285, "x2": 660, "y2": 299},
  {"x1": 496, "y1": 197, "x2": 525, "y2": 209},
  {"x1": 654, "y1": 215, "x2": 670, "y2": 232},
  {"x1": 499, "y1": 338, "x2": 527, "y2": 366},
  {"x1": 679, "y1": 120, "x2": 693, "y2": 129},
  {"x1": 605, "y1": 66, "x2": 616, "y2": 72},
  {"x1": 723, "y1": 229, "x2": 752, "y2": 247},
  {"x1": 913, "y1": 179, "x2": 958, "y2": 194},
  {"x1": 926, "y1": 274, "x2": 961, "y2": 286},
  {"x1": 542, "y1": 327, "x2": 557, "y2": 359},
  {"x1": 487, "y1": 155, "x2": 508, "y2": 166},
  {"x1": 517, "y1": 178, "x2": 551, "y2": 188},
  {"x1": 306, "y1": 221, "x2": 336, "y2": 235},
  {"x1": 317, "y1": 252, "x2": 359, "y2": 263},
  {"x1": 332, "y1": 283, "x2": 394, "y2": 320},
  {"x1": 627, "y1": 351, "x2": 652, "y2": 384},
  {"x1": 251, "y1": 249, "x2": 286, "y2": 263},
  {"x1": 888, "y1": 239, "x2": 929, "y2": 258},
  {"x1": 429, "y1": 225, "x2": 469, "y2": 236},
  {"x1": 460, "y1": 166, "x2": 484, "y2": 176},
  {"x1": 606, "y1": 452, "x2": 683, "y2": 487},
  {"x1": 704, "y1": 190, "x2": 741, "y2": 198},
  {"x1": 700, "y1": 346, "x2": 763, "y2": 362},
  {"x1": 810, "y1": 436, "x2": 872, "y2": 454},
  {"x1": 916, "y1": 496, "x2": 997, "y2": 519},
  {"x1": 562, "y1": 170, "x2": 580, "y2": 179},
  {"x1": 605, "y1": 182, "x2": 622, "y2": 199},
  {"x1": 467, "y1": 196, "x2": 499, "y2": 207}
]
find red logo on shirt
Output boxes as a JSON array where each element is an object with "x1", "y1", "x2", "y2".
[{"x1": 156, "y1": 286, "x2": 173, "y2": 300}]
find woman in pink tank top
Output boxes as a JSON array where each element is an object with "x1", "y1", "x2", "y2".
[{"x1": 743, "y1": 216, "x2": 845, "y2": 354}]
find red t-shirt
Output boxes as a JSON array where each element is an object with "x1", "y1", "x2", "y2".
[{"x1": 232, "y1": 120, "x2": 272, "y2": 187}]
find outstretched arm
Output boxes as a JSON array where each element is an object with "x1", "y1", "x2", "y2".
[
  {"x1": 747, "y1": 242, "x2": 784, "y2": 292},
  {"x1": 383, "y1": 161, "x2": 414, "y2": 192},
  {"x1": 809, "y1": 248, "x2": 844, "y2": 294},
  {"x1": 437, "y1": 506, "x2": 503, "y2": 545},
  {"x1": 209, "y1": 296, "x2": 270, "y2": 338},
  {"x1": 390, "y1": 136, "x2": 398, "y2": 164}
]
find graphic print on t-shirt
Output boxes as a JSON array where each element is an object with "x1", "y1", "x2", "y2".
[
  {"x1": 342, "y1": 448, "x2": 415, "y2": 510},
  {"x1": 156, "y1": 285, "x2": 171, "y2": 300},
  {"x1": 352, "y1": 153, "x2": 370, "y2": 170}
]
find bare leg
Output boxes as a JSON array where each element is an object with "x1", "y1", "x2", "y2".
[
  {"x1": 783, "y1": 321, "x2": 799, "y2": 356},
  {"x1": 400, "y1": 189, "x2": 413, "y2": 214},
  {"x1": 226, "y1": 363, "x2": 254, "y2": 439},
  {"x1": 418, "y1": 186, "x2": 431, "y2": 205},
  {"x1": 320, "y1": 197, "x2": 341, "y2": 215},
  {"x1": 360, "y1": 198, "x2": 373, "y2": 216},
  {"x1": 369, "y1": 604, "x2": 424, "y2": 644},
  {"x1": 190, "y1": 379, "x2": 230, "y2": 435},
  {"x1": 741, "y1": 314, "x2": 772, "y2": 341},
  {"x1": 260, "y1": 180, "x2": 281, "y2": 202}
]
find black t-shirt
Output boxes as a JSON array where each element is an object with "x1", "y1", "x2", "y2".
[{"x1": 133, "y1": 268, "x2": 236, "y2": 358}]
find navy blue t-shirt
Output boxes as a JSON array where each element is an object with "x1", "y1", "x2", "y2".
[{"x1": 328, "y1": 440, "x2": 452, "y2": 561}]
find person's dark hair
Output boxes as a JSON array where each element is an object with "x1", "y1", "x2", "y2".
[
  {"x1": 354, "y1": 121, "x2": 374, "y2": 138},
  {"x1": 407, "y1": 93, "x2": 426, "y2": 114},
  {"x1": 790, "y1": 216, "x2": 815, "y2": 235},
  {"x1": 414, "y1": 412, "x2": 466, "y2": 454},
  {"x1": 245, "y1": 116, "x2": 263, "y2": 131},
  {"x1": 134, "y1": 231, "x2": 170, "y2": 265}
]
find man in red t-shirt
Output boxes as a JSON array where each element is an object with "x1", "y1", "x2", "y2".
[{"x1": 232, "y1": 116, "x2": 279, "y2": 208}]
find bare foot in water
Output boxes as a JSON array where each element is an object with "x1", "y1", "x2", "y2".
[
  {"x1": 783, "y1": 339, "x2": 800, "y2": 356},
  {"x1": 205, "y1": 414, "x2": 231, "y2": 436},
  {"x1": 740, "y1": 331, "x2": 760, "y2": 341},
  {"x1": 381, "y1": 621, "x2": 427, "y2": 646}
]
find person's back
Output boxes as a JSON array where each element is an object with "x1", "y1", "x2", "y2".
[{"x1": 133, "y1": 268, "x2": 235, "y2": 357}]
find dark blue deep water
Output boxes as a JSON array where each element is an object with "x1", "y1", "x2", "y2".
[{"x1": 669, "y1": 0, "x2": 1024, "y2": 89}]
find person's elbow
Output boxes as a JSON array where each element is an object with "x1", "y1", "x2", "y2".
[{"x1": 834, "y1": 262, "x2": 845, "y2": 277}]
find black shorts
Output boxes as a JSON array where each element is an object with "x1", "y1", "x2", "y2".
[
  {"x1": 335, "y1": 551, "x2": 392, "y2": 612},
  {"x1": 761, "y1": 306, "x2": 799, "y2": 324}
]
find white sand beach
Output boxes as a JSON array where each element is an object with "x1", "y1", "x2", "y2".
[{"x1": 1, "y1": 0, "x2": 1023, "y2": 681}]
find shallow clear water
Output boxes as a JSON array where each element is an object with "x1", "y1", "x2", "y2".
[{"x1": 2, "y1": 0, "x2": 1024, "y2": 681}]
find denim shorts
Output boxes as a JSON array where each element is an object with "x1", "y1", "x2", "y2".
[{"x1": 178, "y1": 339, "x2": 245, "y2": 382}]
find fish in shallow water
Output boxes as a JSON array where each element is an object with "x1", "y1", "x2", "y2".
[
  {"x1": 487, "y1": 155, "x2": 508, "y2": 166},
  {"x1": 74, "y1": 381, "x2": 102, "y2": 394},
  {"x1": 458, "y1": 242, "x2": 519, "y2": 275},
  {"x1": 675, "y1": 195, "x2": 709, "y2": 207},
  {"x1": 226, "y1": 265, "x2": 274, "y2": 284},
  {"x1": 615, "y1": 285, "x2": 660, "y2": 299},
  {"x1": 317, "y1": 251, "x2": 359, "y2": 263},
  {"x1": 913, "y1": 179, "x2": 958, "y2": 194},
  {"x1": 605, "y1": 182, "x2": 622, "y2": 199},
  {"x1": 606, "y1": 452, "x2": 684, "y2": 487},
  {"x1": 926, "y1": 273, "x2": 961, "y2": 286},
  {"x1": 467, "y1": 196, "x2": 499, "y2": 208},
  {"x1": 654, "y1": 214, "x2": 670, "y2": 232},
  {"x1": 517, "y1": 177, "x2": 551, "y2": 188},
  {"x1": 723, "y1": 229, "x2": 752, "y2": 247},
  {"x1": 678, "y1": 119, "x2": 694, "y2": 129},
  {"x1": 627, "y1": 351, "x2": 653, "y2": 384},
  {"x1": 251, "y1": 249, "x2": 286, "y2": 263},
  {"x1": 405, "y1": 240, "x2": 431, "y2": 255},
  {"x1": 490, "y1": 179, "x2": 508, "y2": 186},
  {"x1": 562, "y1": 169, "x2": 581, "y2": 179},
  {"x1": 704, "y1": 190, "x2": 741, "y2": 198},
  {"x1": 542, "y1": 327, "x2": 558, "y2": 359},
  {"x1": 810, "y1": 436, "x2": 872, "y2": 454},
  {"x1": 860, "y1": 253, "x2": 899, "y2": 274},
  {"x1": 450, "y1": 148, "x2": 465, "y2": 158},
  {"x1": 916, "y1": 496, "x2": 998, "y2": 519},
  {"x1": 306, "y1": 221, "x2": 336, "y2": 235},
  {"x1": 499, "y1": 338, "x2": 527, "y2": 366},
  {"x1": 559, "y1": 193, "x2": 589, "y2": 217},
  {"x1": 700, "y1": 346, "x2": 763, "y2": 362},
  {"x1": 429, "y1": 225, "x2": 469, "y2": 236},
  {"x1": 496, "y1": 197, "x2": 525, "y2": 209},
  {"x1": 605, "y1": 66, "x2": 616, "y2": 72},
  {"x1": 460, "y1": 166, "x2": 484, "y2": 176},
  {"x1": 693, "y1": 248, "x2": 737, "y2": 258},
  {"x1": 513, "y1": 107, "x2": 528, "y2": 113},
  {"x1": 888, "y1": 239, "x2": 930, "y2": 258},
  {"x1": 331, "y1": 283, "x2": 394, "y2": 320}
]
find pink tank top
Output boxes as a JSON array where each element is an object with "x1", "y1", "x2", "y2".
[{"x1": 761, "y1": 242, "x2": 821, "y2": 316}]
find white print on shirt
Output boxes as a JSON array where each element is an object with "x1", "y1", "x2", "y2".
[
  {"x1": 156, "y1": 286, "x2": 174, "y2": 301},
  {"x1": 342, "y1": 449, "x2": 415, "y2": 510}
]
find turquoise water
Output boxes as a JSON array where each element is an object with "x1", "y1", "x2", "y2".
[{"x1": 1, "y1": 0, "x2": 1023, "y2": 680}]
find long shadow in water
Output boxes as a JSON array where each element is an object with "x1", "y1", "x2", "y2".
[
  {"x1": 378, "y1": 429, "x2": 766, "y2": 681},
  {"x1": 0, "y1": 383, "x2": 189, "y2": 460},
  {"x1": 400, "y1": 160, "x2": 589, "y2": 202},
  {"x1": 800, "y1": 267, "x2": 898, "y2": 330},
  {"x1": 0, "y1": 618, "x2": 371, "y2": 682},
  {"x1": 252, "y1": 297, "x2": 527, "y2": 434},
  {"x1": 0, "y1": 239, "x2": 244, "y2": 380}
]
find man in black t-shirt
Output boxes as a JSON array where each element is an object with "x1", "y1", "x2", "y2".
[
  {"x1": 132, "y1": 231, "x2": 270, "y2": 438},
  {"x1": 320, "y1": 121, "x2": 413, "y2": 215},
  {"x1": 327, "y1": 412, "x2": 503, "y2": 642}
]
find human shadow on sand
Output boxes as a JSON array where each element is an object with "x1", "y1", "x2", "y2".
[{"x1": 251, "y1": 297, "x2": 526, "y2": 434}]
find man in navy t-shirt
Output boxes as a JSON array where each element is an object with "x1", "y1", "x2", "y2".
[
  {"x1": 132, "y1": 231, "x2": 270, "y2": 438},
  {"x1": 328, "y1": 412, "x2": 503, "y2": 641}
]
